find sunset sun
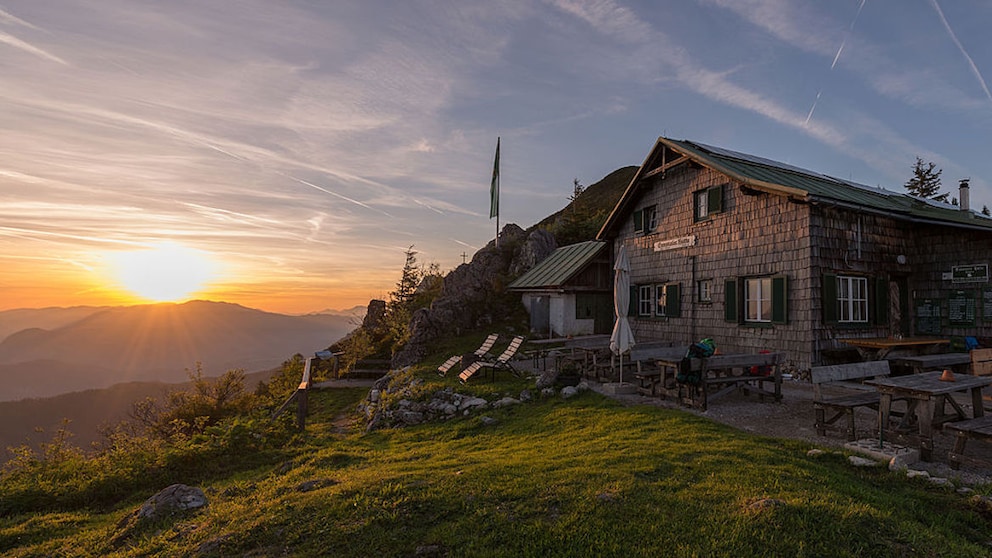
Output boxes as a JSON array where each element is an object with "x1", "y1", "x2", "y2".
[{"x1": 107, "y1": 241, "x2": 218, "y2": 302}]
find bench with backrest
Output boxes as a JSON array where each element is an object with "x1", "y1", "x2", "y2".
[{"x1": 810, "y1": 361, "x2": 898, "y2": 441}]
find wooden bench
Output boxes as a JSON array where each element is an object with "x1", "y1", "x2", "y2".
[
  {"x1": 810, "y1": 361, "x2": 895, "y2": 441},
  {"x1": 945, "y1": 414, "x2": 992, "y2": 470}
]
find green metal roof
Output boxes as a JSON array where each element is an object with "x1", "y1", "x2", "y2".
[
  {"x1": 665, "y1": 139, "x2": 992, "y2": 230},
  {"x1": 507, "y1": 240, "x2": 607, "y2": 290},
  {"x1": 600, "y1": 137, "x2": 992, "y2": 238}
]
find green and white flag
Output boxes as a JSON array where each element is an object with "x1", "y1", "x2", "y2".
[{"x1": 490, "y1": 137, "x2": 500, "y2": 219}]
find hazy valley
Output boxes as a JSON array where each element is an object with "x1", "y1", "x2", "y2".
[{"x1": 0, "y1": 300, "x2": 358, "y2": 457}]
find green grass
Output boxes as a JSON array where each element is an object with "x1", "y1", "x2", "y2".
[{"x1": 2, "y1": 376, "x2": 991, "y2": 557}]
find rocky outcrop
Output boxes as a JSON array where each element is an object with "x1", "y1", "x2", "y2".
[
  {"x1": 391, "y1": 224, "x2": 556, "y2": 368},
  {"x1": 360, "y1": 368, "x2": 588, "y2": 431}
]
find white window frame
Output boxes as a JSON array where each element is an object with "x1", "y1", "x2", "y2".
[
  {"x1": 837, "y1": 276, "x2": 869, "y2": 323},
  {"x1": 745, "y1": 277, "x2": 772, "y2": 322},
  {"x1": 645, "y1": 206, "x2": 658, "y2": 233},
  {"x1": 695, "y1": 190, "x2": 709, "y2": 221},
  {"x1": 638, "y1": 285, "x2": 653, "y2": 317},
  {"x1": 697, "y1": 279, "x2": 712, "y2": 303},
  {"x1": 655, "y1": 283, "x2": 668, "y2": 316}
]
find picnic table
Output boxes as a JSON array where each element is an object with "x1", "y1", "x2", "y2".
[
  {"x1": 839, "y1": 336, "x2": 949, "y2": 360},
  {"x1": 886, "y1": 353, "x2": 972, "y2": 375},
  {"x1": 653, "y1": 352, "x2": 785, "y2": 410},
  {"x1": 866, "y1": 370, "x2": 992, "y2": 461}
]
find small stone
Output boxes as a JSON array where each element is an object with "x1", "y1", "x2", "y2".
[
  {"x1": 807, "y1": 449, "x2": 825, "y2": 457},
  {"x1": 848, "y1": 456, "x2": 880, "y2": 467},
  {"x1": 561, "y1": 386, "x2": 579, "y2": 399},
  {"x1": 492, "y1": 397, "x2": 521, "y2": 408},
  {"x1": 906, "y1": 469, "x2": 931, "y2": 480},
  {"x1": 747, "y1": 498, "x2": 786, "y2": 511},
  {"x1": 480, "y1": 416, "x2": 498, "y2": 426}
]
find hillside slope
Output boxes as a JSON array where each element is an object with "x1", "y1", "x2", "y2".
[{"x1": 0, "y1": 300, "x2": 354, "y2": 400}]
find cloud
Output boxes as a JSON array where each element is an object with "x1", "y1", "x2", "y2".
[
  {"x1": 929, "y1": 0, "x2": 992, "y2": 106},
  {"x1": 0, "y1": 31, "x2": 67, "y2": 64}
]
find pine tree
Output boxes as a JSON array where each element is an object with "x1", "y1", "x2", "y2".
[
  {"x1": 983, "y1": 205, "x2": 990, "y2": 216},
  {"x1": 904, "y1": 157, "x2": 948, "y2": 202}
]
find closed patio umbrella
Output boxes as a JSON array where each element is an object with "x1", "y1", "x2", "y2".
[{"x1": 610, "y1": 244, "x2": 635, "y2": 384}]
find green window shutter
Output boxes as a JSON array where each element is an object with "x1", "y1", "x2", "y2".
[
  {"x1": 633, "y1": 210, "x2": 643, "y2": 233},
  {"x1": 665, "y1": 283, "x2": 681, "y2": 318},
  {"x1": 708, "y1": 184, "x2": 723, "y2": 213},
  {"x1": 724, "y1": 279, "x2": 738, "y2": 322},
  {"x1": 628, "y1": 285, "x2": 637, "y2": 316},
  {"x1": 872, "y1": 277, "x2": 889, "y2": 325},
  {"x1": 771, "y1": 275, "x2": 788, "y2": 324},
  {"x1": 822, "y1": 274, "x2": 838, "y2": 324}
]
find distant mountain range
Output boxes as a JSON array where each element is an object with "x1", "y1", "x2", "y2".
[{"x1": 0, "y1": 300, "x2": 359, "y2": 402}]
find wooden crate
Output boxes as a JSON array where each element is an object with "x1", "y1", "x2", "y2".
[{"x1": 972, "y1": 348, "x2": 992, "y2": 376}]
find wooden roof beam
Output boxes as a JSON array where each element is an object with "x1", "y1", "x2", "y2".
[{"x1": 641, "y1": 154, "x2": 690, "y2": 180}]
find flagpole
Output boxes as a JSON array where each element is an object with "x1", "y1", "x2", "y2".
[{"x1": 490, "y1": 137, "x2": 500, "y2": 248}]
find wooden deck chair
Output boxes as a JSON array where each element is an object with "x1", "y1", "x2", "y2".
[
  {"x1": 459, "y1": 336, "x2": 525, "y2": 383},
  {"x1": 437, "y1": 334, "x2": 499, "y2": 377},
  {"x1": 473, "y1": 333, "x2": 500, "y2": 358},
  {"x1": 437, "y1": 355, "x2": 462, "y2": 377}
]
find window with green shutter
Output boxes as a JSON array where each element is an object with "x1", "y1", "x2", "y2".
[
  {"x1": 771, "y1": 276, "x2": 788, "y2": 324},
  {"x1": 694, "y1": 184, "x2": 725, "y2": 222},
  {"x1": 727, "y1": 275, "x2": 788, "y2": 325},
  {"x1": 725, "y1": 279, "x2": 739, "y2": 322},
  {"x1": 655, "y1": 283, "x2": 681, "y2": 318},
  {"x1": 823, "y1": 274, "x2": 887, "y2": 326}
]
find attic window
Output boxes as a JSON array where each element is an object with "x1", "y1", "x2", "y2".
[
  {"x1": 633, "y1": 205, "x2": 657, "y2": 235},
  {"x1": 694, "y1": 185, "x2": 724, "y2": 222}
]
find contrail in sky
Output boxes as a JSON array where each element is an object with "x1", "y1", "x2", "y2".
[
  {"x1": 806, "y1": 0, "x2": 867, "y2": 125},
  {"x1": 929, "y1": 0, "x2": 992, "y2": 104}
]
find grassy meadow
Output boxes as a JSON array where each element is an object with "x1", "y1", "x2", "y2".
[{"x1": 2, "y1": 364, "x2": 992, "y2": 557}]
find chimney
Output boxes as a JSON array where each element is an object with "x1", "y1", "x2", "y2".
[{"x1": 959, "y1": 178, "x2": 970, "y2": 211}]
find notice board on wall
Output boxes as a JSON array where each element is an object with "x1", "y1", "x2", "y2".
[
  {"x1": 948, "y1": 290, "x2": 976, "y2": 327},
  {"x1": 983, "y1": 287, "x2": 992, "y2": 323},
  {"x1": 914, "y1": 298, "x2": 941, "y2": 335}
]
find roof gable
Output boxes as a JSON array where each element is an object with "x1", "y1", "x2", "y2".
[
  {"x1": 598, "y1": 137, "x2": 992, "y2": 238},
  {"x1": 507, "y1": 241, "x2": 607, "y2": 290}
]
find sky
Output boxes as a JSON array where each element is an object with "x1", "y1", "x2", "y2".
[{"x1": 2, "y1": 0, "x2": 991, "y2": 315}]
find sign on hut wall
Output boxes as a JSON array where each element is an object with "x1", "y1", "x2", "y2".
[
  {"x1": 947, "y1": 290, "x2": 977, "y2": 326},
  {"x1": 951, "y1": 264, "x2": 989, "y2": 284},
  {"x1": 653, "y1": 235, "x2": 696, "y2": 252},
  {"x1": 914, "y1": 298, "x2": 941, "y2": 335}
]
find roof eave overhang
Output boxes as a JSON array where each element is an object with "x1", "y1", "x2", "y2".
[{"x1": 597, "y1": 137, "x2": 811, "y2": 240}]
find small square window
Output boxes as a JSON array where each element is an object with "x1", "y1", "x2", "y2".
[
  {"x1": 693, "y1": 185, "x2": 724, "y2": 222},
  {"x1": 638, "y1": 285, "x2": 653, "y2": 317},
  {"x1": 697, "y1": 279, "x2": 713, "y2": 303}
]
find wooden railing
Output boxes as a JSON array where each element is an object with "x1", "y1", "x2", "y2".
[{"x1": 271, "y1": 350, "x2": 340, "y2": 431}]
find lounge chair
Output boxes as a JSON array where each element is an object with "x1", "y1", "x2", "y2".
[
  {"x1": 473, "y1": 333, "x2": 500, "y2": 358},
  {"x1": 437, "y1": 334, "x2": 500, "y2": 377},
  {"x1": 459, "y1": 336, "x2": 525, "y2": 383},
  {"x1": 437, "y1": 355, "x2": 462, "y2": 377}
]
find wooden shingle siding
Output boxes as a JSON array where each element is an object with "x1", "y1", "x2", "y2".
[
  {"x1": 618, "y1": 165, "x2": 816, "y2": 369},
  {"x1": 601, "y1": 137, "x2": 992, "y2": 374}
]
